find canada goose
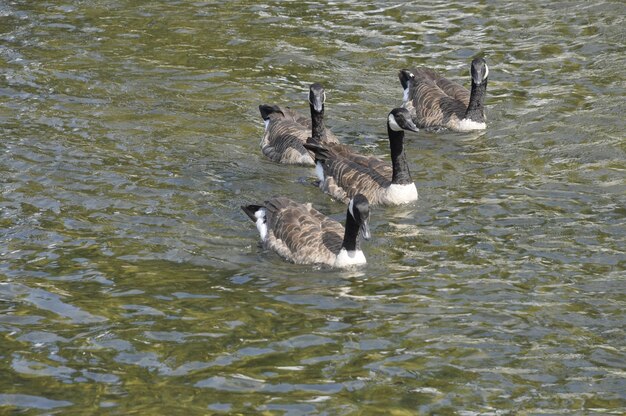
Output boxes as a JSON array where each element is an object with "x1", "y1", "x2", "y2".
[
  {"x1": 399, "y1": 57, "x2": 489, "y2": 132},
  {"x1": 259, "y1": 83, "x2": 339, "y2": 165},
  {"x1": 304, "y1": 108, "x2": 419, "y2": 206},
  {"x1": 241, "y1": 194, "x2": 371, "y2": 268}
]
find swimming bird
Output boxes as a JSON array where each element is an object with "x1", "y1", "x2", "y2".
[
  {"x1": 304, "y1": 108, "x2": 419, "y2": 206},
  {"x1": 259, "y1": 83, "x2": 339, "y2": 165},
  {"x1": 399, "y1": 57, "x2": 489, "y2": 132},
  {"x1": 241, "y1": 194, "x2": 371, "y2": 268}
]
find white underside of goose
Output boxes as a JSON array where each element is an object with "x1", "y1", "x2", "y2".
[
  {"x1": 315, "y1": 161, "x2": 325, "y2": 182},
  {"x1": 402, "y1": 87, "x2": 410, "y2": 104},
  {"x1": 456, "y1": 118, "x2": 486, "y2": 131},
  {"x1": 254, "y1": 208, "x2": 268, "y2": 241},
  {"x1": 382, "y1": 183, "x2": 418, "y2": 205},
  {"x1": 334, "y1": 248, "x2": 367, "y2": 268}
]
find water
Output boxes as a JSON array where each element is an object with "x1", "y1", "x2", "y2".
[{"x1": 1, "y1": 1, "x2": 625, "y2": 414}]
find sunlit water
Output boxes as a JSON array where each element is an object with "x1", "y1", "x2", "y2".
[{"x1": 1, "y1": 1, "x2": 625, "y2": 414}]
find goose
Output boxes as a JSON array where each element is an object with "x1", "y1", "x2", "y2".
[
  {"x1": 303, "y1": 108, "x2": 419, "y2": 206},
  {"x1": 259, "y1": 83, "x2": 339, "y2": 165},
  {"x1": 399, "y1": 57, "x2": 489, "y2": 132},
  {"x1": 241, "y1": 194, "x2": 371, "y2": 268}
]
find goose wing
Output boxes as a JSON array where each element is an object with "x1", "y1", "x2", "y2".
[
  {"x1": 265, "y1": 197, "x2": 343, "y2": 263},
  {"x1": 434, "y1": 77, "x2": 470, "y2": 104},
  {"x1": 415, "y1": 67, "x2": 470, "y2": 104},
  {"x1": 406, "y1": 67, "x2": 468, "y2": 128},
  {"x1": 266, "y1": 116, "x2": 309, "y2": 143},
  {"x1": 262, "y1": 117, "x2": 312, "y2": 164},
  {"x1": 342, "y1": 152, "x2": 392, "y2": 179},
  {"x1": 277, "y1": 106, "x2": 311, "y2": 128},
  {"x1": 325, "y1": 156, "x2": 390, "y2": 204},
  {"x1": 318, "y1": 142, "x2": 393, "y2": 179},
  {"x1": 275, "y1": 105, "x2": 339, "y2": 143}
]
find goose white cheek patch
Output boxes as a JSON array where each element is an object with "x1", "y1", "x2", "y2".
[{"x1": 388, "y1": 114, "x2": 403, "y2": 132}]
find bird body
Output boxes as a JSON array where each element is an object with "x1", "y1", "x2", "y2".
[
  {"x1": 259, "y1": 83, "x2": 338, "y2": 165},
  {"x1": 304, "y1": 108, "x2": 419, "y2": 206},
  {"x1": 242, "y1": 195, "x2": 371, "y2": 268},
  {"x1": 399, "y1": 57, "x2": 489, "y2": 132}
]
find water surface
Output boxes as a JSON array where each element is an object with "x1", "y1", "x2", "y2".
[{"x1": 1, "y1": 1, "x2": 625, "y2": 414}]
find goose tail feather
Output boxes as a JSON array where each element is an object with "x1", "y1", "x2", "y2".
[{"x1": 259, "y1": 104, "x2": 283, "y2": 120}]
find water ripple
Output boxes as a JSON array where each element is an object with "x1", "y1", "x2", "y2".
[{"x1": 1, "y1": 0, "x2": 624, "y2": 414}]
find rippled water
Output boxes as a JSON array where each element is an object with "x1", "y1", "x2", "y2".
[{"x1": 1, "y1": 1, "x2": 625, "y2": 414}]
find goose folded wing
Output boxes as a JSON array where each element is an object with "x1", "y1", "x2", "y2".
[
  {"x1": 267, "y1": 119, "x2": 309, "y2": 144},
  {"x1": 266, "y1": 199, "x2": 340, "y2": 261},
  {"x1": 322, "y1": 144, "x2": 392, "y2": 179},
  {"x1": 411, "y1": 67, "x2": 468, "y2": 102},
  {"x1": 409, "y1": 80, "x2": 467, "y2": 128},
  {"x1": 263, "y1": 120, "x2": 311, "y2": 162},
  {"x1": 279, "y1": 106, "x2": 311, "y2": 128},
  {"x1": 323, "y1": 155, "x2": 391, "y2": 197},
  {"x1": 434, "y1": 77, "x2": 470, "y2": 104}
]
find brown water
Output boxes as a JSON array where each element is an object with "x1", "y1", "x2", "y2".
[{"x1": 1, "y1": 1, "x2": 625, "y2": 414}]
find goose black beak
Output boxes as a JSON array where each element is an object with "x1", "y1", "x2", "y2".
[
  {"x1": 406, "y1": 122, "x2": 419, "y2": 133},
  {"x1": 360, "y1": 220, "x2": 371, "y2": 241},
  {"x1": 310, "y1": 95, "x2": 323, "y2": 113}
]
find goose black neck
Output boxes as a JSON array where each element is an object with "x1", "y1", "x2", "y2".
[
  {"x1": 387, "y1": 127, "x2": 412, "y2": 185},
  {"x1": 464, "y1": 79, "x2": 487, "y2": 123},
  {"x1": 310, "y1": 104, "x2": 327, "y2": 142},
  {"x1": 341, "y1": 209, "x2": 360, "y2": 252}
]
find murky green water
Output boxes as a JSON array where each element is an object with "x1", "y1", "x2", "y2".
[{"x1": 1, "y1": 1, "x2": 625, "y2": 414}]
